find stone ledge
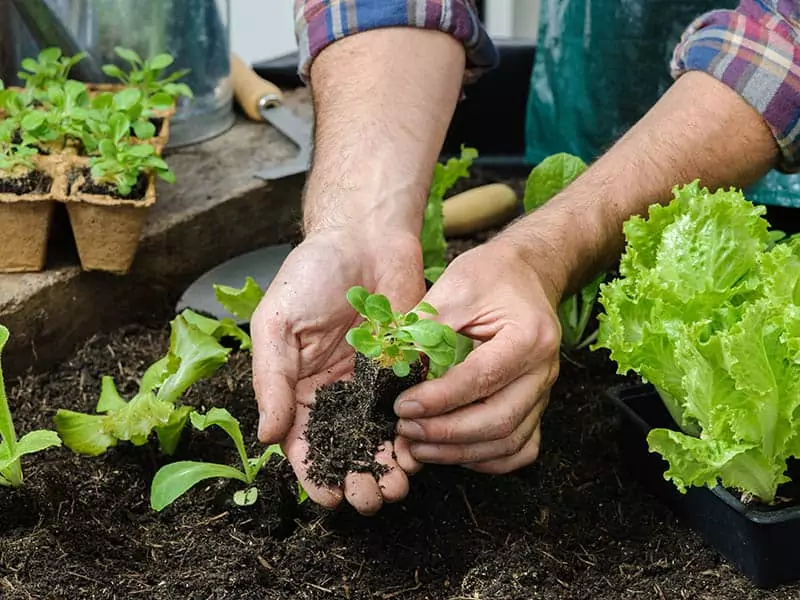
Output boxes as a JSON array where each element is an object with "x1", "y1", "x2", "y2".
[{"x1": 0, "y1": 90, "x2": 312, "y2": 376}]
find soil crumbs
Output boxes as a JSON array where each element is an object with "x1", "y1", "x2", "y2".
[
  {"x1": 2, "y1": 168, "x2": 799, "y2": 599},
  {"x1": 306, "y1": 353, "x2": 426, "y2": 488}
]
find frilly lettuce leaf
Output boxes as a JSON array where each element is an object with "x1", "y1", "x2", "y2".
[
  {"x1": 421, "y1": 146, "x2": 477, "y2": 283},
  {"x1": 595, "y1": 180, "x2": 800, "y2": 503}
]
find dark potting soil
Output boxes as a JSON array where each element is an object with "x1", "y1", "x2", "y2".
[
  {"x1": 72, "y1": 167, "x2": 148, "y2": 200},
  {"x1": 305, "y1": 352, "x2": 426, "y2": 487},
  {"x1": 0, "y1": 171, "x2": 52, "y2": 195},
  {"x1": 3, "y1": 173, "x2": 800, "y2": 598}
]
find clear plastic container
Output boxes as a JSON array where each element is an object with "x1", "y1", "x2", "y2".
[{"x1": 7, "y1": 0, "x2": 234, "y2": 148}]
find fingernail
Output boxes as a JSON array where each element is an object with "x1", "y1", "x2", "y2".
[
  {"x1": 395, "y1": 398, "x2": 423, "y2": 418},
  {"x1": 397, "y1": 419, "x2": 425, "y2": 441}
]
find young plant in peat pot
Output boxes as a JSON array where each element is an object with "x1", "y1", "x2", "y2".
[
  {"x1": 0, "y1": 84, "x2": 66, "y2": 272},
  {"x1": 303, "y1": 286, "x2": 470, "y2": 488},
  {"x1": 0, "y1": 46, "x2": 190, "y2": 274},
  {"x1": 594, "y1": 180, "x2": 800, "y2": 588}
]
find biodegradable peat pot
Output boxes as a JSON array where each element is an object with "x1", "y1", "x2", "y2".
[
  {"x1": 0, "y1": 194, "x2": 55, "y2": 272},
  {"x1": 0, "y1": 158, "x2": 66, "y2": 273},
  {"x1": 65, "y1": 165, "x2": 156, "y2": 274},
  {"x1": 606, "y1": 384, "x2": 800, "y2": 589}
]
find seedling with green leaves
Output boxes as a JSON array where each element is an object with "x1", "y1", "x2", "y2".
[
  {"x1": 53, "y1": 310, "x2": 249, "y2": 457},
  {"x1": 523, "y1": 153, "x2": 605, "y2": 350},
  {"x1": 88, "y1": 114, "x2": 175, "y2": 195},
  {"x1": 150, "y1": 407, "x2": 294, "y2": 511},
  {"x1": 18, "y1": 47, "x2": 87, "y2": 97},
  {"x1": 344, "y1": 286, "x2": 468, "y2": 379},
  {"x1": 102, "y1": 47, "x2": 193, "y2": 114},
  {"x1": 0, "y1": 325, "x2": 61, "y2": 487}
]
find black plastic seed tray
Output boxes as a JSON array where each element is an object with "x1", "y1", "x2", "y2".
[{"x1": 606, "y1": 384, "x2": 800, "y2": 589}]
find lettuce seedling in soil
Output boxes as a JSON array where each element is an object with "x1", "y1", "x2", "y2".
[
  {"x1": 421, "y1": 146, "x2": 478, "y2": 283},
  {"x1": 303, "y1": 287, "x2": 468, "y2": 488},
  {"x1": 0, "y1": 324, "x2": 61, "y2": 487},
  {"x1": 53, "y1": 310, "x2": 247, "y2": 457},
  {"x1": 150, "y1": 407, "x2": 288, "y2": 511},
  {"x1": 523, "y1": 152, "x2": 605, "y2": 350}
]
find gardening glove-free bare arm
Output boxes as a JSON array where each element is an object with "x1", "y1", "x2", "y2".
[
  {"x1": 394, "y1": 69, "x2": 787, "y2": 471},
  {"x1": 250, "y1": 26, "x2": 467, "y2": 515}
]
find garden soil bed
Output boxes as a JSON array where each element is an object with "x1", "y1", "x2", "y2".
[{"x1": 2, "y1": 169, "x2": 799, "y2": 599}]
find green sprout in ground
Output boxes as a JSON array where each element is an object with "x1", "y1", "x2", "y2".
[
  {"x1": 150, "y1": 407, "x2": 297, "y2": 511},
  {"x1": 0, "y1": 325, "x2": 61, "y2": 487}
]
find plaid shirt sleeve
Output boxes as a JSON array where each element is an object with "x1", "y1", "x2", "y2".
[
  {"x1": 293, "y1": 0, "x2": 499, "y2": 84},
  {"x1": 671, "y1": 0, "x2": 800, "y2": 172}
]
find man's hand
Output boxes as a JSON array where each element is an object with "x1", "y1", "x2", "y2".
[
  {"x1": 393, "y1": 240, "x2": 562, "y2": 474},
  {"x1": 250, "y1": 229, "x2": 425, "y2": 515}
]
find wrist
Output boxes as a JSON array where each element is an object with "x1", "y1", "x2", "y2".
[{"x1": 302, "y1": 175, "x2": 428, "y2": 239}]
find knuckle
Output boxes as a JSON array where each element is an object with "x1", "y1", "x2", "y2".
[
  {"x1": 494, "y1": 414, "x2": 517, "y2": 439},
  {"x1": 536, "y1": 318, "x2": 562, "y2": 356}
]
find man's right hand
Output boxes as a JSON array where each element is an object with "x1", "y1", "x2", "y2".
[{"x1": 250, "y1": 228, "x2": 426, "y2": 515}]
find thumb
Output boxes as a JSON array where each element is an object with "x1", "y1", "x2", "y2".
[
  {"x1": 395, "y1": 327, "x2": 530, "y2": 419},
  {"x1": 250, "y1": 311, "x2": 299, "y2": 444}
]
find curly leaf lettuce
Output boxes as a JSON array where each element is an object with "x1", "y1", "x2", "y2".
[
  {"x1": 595, "y1": 180, "x2": 800, "y2": 503},
  {"x1": 421, "y1": 146, "x2": 478, "y2": 283},
  {"x1": 54, "y1": 311, "x2": 235, "y2": 456}
]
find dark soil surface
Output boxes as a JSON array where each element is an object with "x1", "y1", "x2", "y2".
[
  {"x1": 0, "y1": 171, "x2": 52, "y2": 195},
  {"x1": 306, "y1": 353, "x2": 426, "y2": 487},
  {"x1": 71, "y1": 167, "x2": 148, "y2": 200},
  {"x1": 3, "y1": 168, "x2": 800, "y2": 599}
]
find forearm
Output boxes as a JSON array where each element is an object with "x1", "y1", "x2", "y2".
[
  {"x1": 500, "y1": 71, "x2": 779, "y2": 301},
  {"x1": 302, "y1": 28, "x2": 465, "y2": 237}
]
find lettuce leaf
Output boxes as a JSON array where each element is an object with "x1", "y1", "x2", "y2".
[
  {"x1": 421, "y1": 146, "x2": 477, "y2": 283},
  {"x1": 54, "y1": 311, "x2": 234, "y2": 457},
  {"x1": 595, "y1": 180, "x2": 800, "y2": 503}
]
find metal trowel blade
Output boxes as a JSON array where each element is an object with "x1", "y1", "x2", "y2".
[{"x1": 176, "y1": 244, "x2": 293, "y2": 325}]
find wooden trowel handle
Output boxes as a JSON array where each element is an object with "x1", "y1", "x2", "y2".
[
  {"x1": 230, "y1": 53, "x2": 284, "y2": 122},
  {"x1": 443, "y1": 183, "x2": 519, "y2": 237}
]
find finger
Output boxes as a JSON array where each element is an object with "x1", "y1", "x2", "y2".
[
  {"x1": 465, "y1": 426, "x2": 543, "y2": 475},
  {"x1": 251, "y1": 306, "x2": 300, "y2": 444},
  {"x1": 395, "y1": 328, "x2": 547, "y2": 419},
  {"x1": 282, "y1": 404, "x2": 344, "y2": 508},
  {"x1": 344, "y1": 472, "x2": 383, "y2": 516},
  {"x1": 374, "y1": 442, "x2": 409, "y2": 503},
  {"x1": 409, "y1": 403, "x2": 543, "y2": 465},
  {"x1": 397, "y1": 372, "x2": 546, "y2": 444},
  {"x1": 393, "y1": 436, "x2": 424, "y2": 474}
]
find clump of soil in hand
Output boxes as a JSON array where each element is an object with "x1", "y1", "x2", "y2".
[
  {"x1": 0, "y1": 171, "x2": 53, "y2": 194},
  {"x1": 73, "y1": 167, "x2": 148, "y2": 200},
  {"x1": 305, "y1": 352, "x2": 426, "y2": 488}
]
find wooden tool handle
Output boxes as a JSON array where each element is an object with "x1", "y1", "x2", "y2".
[
  {"x1": 229, "y1": 53, "x2": 284, "y2": 122},
  {"x1": 443, "y1": 183, "x2": 519, "y2": 237}
]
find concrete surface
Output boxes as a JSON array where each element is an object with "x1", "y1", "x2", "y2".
[{"x1": 0, "y1": 89, "x2": 312, "y2": 376}]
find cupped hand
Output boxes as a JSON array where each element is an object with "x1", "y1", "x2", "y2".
[
  {"x1": 250, "y1": 228, "x2": 425, "y2": 514},
  {"x1": 393, "y1": 239, "x2": 563, "y2": 474}
]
